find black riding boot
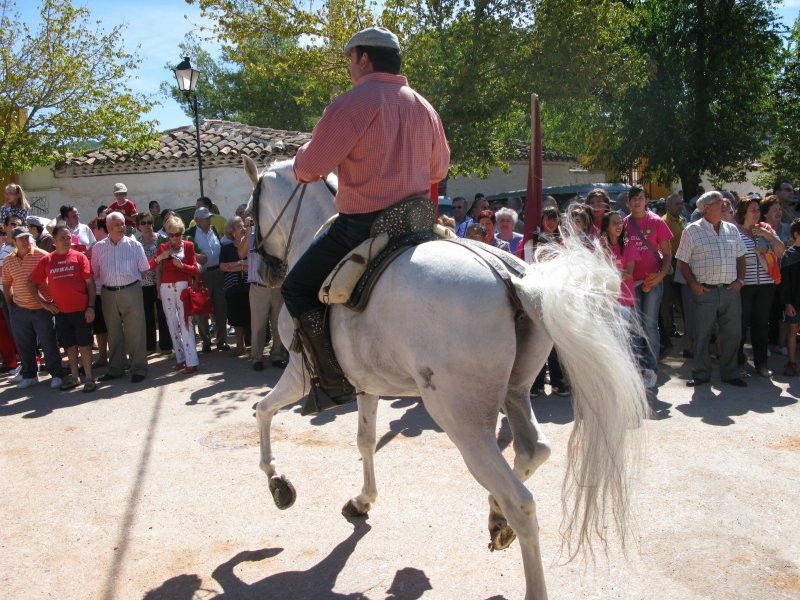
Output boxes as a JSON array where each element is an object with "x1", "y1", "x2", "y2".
[{"x1": 293, "y1": 308, "x2": 357, "y2": 415}]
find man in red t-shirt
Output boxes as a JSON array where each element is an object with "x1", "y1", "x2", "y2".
[
  {"x1": 107, "y1": 182, "x2": 138, "y2": 229},
  {"x1": 29, "y1": 224, "x2": 97, "y2": 392}
]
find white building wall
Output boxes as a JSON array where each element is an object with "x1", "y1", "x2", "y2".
[
  {"x1": 446, "y1": 161, "x2": 609, "y2": 198},
  {"x1": 20, "y1": 164, "x2": 254, "y2": 222}
]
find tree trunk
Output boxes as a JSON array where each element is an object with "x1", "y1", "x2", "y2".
[{"x1": 680, "y1": 170, "x2": 702, "y2": 201}]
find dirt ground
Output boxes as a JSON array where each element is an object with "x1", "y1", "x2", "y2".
[{"x1": 1, "y1": 346, "x2": 799, "y2": 600}]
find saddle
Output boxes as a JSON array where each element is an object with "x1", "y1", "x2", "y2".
[{"x1": 318, "y1": 197, "x2": 527, "y2": 316}]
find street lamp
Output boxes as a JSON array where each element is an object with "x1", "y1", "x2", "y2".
[{"x1": 174, "y1": 56, "x2": 204, "y2": 197}]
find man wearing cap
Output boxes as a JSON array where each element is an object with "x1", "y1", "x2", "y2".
[
  {"x1": 186, "y1": 206, "x2": 229, "y2": 352},
  {"x1": 108, "y1": 183, "x2": 138, "y2": 229},
  {"x1": 283, "y1": 26, "x2": 450, "y2": 414},
  {"x1": 90, "y1": 212, "x2": 150, "y2": 383},
  {"x1": 2, "y1": 226, "x2": 64, "y2": 389},
  {"x1": 28, "y1": 224, "x2": 97, "y2": 392},
  {"x1": 26, "y1": 215, "x2": 54, "y2": 252}
]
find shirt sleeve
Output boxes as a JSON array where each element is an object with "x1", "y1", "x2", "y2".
[
  {"x1": 84, "y1": 225, "x2": 97, "y2": 246},
  {"x1": 135, "y1": 241, "x2": 150, "y2": 272},
  {"x1": 429, "y1": 112, "x2": 450, "y2": 183},
  {"x1": 29, "y1": 255, "x2": 48, "y2": 285},
  {"x1": 90, "y1": 244, "x2": 103, "y2": 286},
  {"x1": 675, "y1": 228, "x2": 693, "y2": 263},
  {"x1": 294, "y1": 94, "x2": 373, "y2": 182}
]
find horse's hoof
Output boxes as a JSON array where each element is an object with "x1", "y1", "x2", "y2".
[
  {"x1": 269, "y1": 475, "x2": 296, "y2": 510},
  {"x1": 341, "y1": 499, "x2": 368, "y2": 519},
  {"x1": 488, "y1": 522, "x2": 517, "y2": 552}
]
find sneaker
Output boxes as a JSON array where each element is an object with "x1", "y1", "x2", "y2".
[
  {"x1": 641, "y1": 369, "x2": 658, "y2": 389},
  {"x1": 50, "y1": 376, "x2": 63, "y2": 389},
  {"x1": 59, "y1": 374, "x2": 79, "y2": 390},
  {"x1": 17, "y1": 377, "x2": 38, "y2": 389},
  {"x1": 9, "y1": 365, "x2": 23, "y2": 383},
  {"x1": 252, "y1": 360, "x2": 264, "y2": 371},
  {"x1": 554, "y1": 384, "x2": 571, "y2": 397}
]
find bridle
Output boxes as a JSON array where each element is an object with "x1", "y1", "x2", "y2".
[{"x1": 251, "y1": 174, "x2": 336, "y2": 281}]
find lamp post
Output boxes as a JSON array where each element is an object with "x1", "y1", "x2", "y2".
[{"x1": 174, "y1": 56, "x2": 204, "y2": 198}]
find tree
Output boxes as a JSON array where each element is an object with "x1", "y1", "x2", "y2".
[
  {"x1": 189, "y1": 0, "x2": 645, "y2": 176},
  {"x1": 759, "y1": 16, "x2": 800, "y2": 187},
  {"x1": 162, "y1": 34, "x2": 328, "y2": 133},
  {"x1": 0, "y1": 0, "x2": 158, "y2": 175},
  {"x1": 580, "y1": 0, "x2": 783, "y2": 198}
]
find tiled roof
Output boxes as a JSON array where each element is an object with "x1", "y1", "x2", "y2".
[
  {"x1": 506, "y1": 139, "x2": 577, "y2": 162},
  {"x1": 55, "y1": 120, "x2": 311, "y2": 177}
]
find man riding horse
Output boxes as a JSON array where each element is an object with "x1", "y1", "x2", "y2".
[{"x1": 282, "y1": 26, "x2": 450, "y2": 415}]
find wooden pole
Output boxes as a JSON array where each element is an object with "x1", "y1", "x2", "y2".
[{"x1": 522, "y1": 93, "x2": 543, "y2": 258}]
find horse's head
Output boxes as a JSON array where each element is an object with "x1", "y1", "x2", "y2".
[{"x1": 242, "y1": 155, "x2": 339, "y2": 268}]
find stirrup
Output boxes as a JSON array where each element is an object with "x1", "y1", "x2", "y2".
[{"x1": 300, "y1": 378, "x2": 357, "y2": 416}]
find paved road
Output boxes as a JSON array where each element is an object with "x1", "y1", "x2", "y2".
[{"x1": 1, "y1": 347, "x2": 798, "y2": 599}]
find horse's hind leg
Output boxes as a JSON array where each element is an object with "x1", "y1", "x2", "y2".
[
  {"x1": 490, "y1": 382, "x2": 552, "y2": 551},
  {"x1": 451, "y1": 427, "x2": 548, "y2": 600},
  {"x1": 342, "y1": 393, "x2": 379, "y2": 518},
  {"x1": 257, "y1": 359, "x2": 308, "y2": 509}
]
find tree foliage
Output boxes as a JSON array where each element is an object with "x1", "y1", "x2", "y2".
[
  {"x1": 189, "y1": 0, "x2": 646, "y2": 176},
  {"x1": 575, "y1": 0, "x2": 783, "y2": 197},
  {"x1": 0, "y1": 0, "x2": 158, "y2": 174},
  {"x1": 759, "y1": 16, "x2": 800, "y2": 187}
]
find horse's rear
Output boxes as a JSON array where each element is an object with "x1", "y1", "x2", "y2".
[{"x1": 258, "y1": 228, "x2": 647, "y2": 600}]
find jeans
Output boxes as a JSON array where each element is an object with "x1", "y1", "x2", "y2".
[
  {"x1": 8, "y1": 303, "x2": 64, "y2": 380},
  {"x1": 634, "y1": 281, "x2": 664, "y2": 372},
  {"x1": 282, "y1": 211, "x2": 380, "y2": 317},
  {"x1": 533, "y1": 347, "x2": 565, "y2": 388},
  {"x1": 738, "y1": 283, "x2": 775, "y2": 368}
]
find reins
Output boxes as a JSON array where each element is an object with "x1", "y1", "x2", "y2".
[{"x1": 251, "y1": 174, "x2": 337, "y2": 282}]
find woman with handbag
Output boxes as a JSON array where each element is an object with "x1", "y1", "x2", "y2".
[
  {"x1": 735, "y1": 197, "x2": 785, "y2": 377},
  {"x1": 150, "y1": 216, "x2": 200, "y2": 374}
]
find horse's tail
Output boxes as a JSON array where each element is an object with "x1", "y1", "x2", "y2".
[{"x1": 514, "y1": 233, "x2": 649, "y2": 561}]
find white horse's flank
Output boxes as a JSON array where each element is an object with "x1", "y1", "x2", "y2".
[{"x1": 244, "y1": 156, "x2": 648, "y2": 599}]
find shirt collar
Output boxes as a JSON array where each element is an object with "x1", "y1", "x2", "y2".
[{"x1": 354, "y1": 72, "x2": 408, "y2": 88}]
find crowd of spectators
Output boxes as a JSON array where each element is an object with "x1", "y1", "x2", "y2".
[
  {"x1": 3, "y1": 179, "x2": 799, "y2": 396},
  {"x1": 443, "y1": 184, "x2": 800, "y2": 395},
  {"x1": 0, "y1": 182, "x2": 286, "y2": 392}
]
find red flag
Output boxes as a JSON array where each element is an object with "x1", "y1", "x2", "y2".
[
  {"x1": 431, "y1": 182, "x2": 439, "y2": 219},
  {"x1": 522, "y1": 94, "x2": 542, "y2": 245}
]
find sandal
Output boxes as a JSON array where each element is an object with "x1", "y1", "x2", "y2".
[
  {"x1": 172, "y1": 362, "x2": 186, "y2": 371},
  {"x1": 60, "y1": 375, "x2": 79, "y2": 391},
  {"x1": 82, "y1": 379, "x2": 97, "y2": 393}
]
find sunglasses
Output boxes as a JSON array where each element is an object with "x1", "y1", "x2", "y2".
[
  {"x1": 139, "y1": 220, "x2": 153, "y2": 226},
  {"x1": 168, "y1": 232, "x2": 183, "y2": 238}
]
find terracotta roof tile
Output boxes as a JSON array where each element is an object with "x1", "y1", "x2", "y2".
[{"x1": 55, "y1": 119, "x2": 312, "y2": 177}]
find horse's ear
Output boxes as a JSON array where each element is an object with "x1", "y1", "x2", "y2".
[{"x1": 242, "y1": 155, "x2": 259, "y2": 186}]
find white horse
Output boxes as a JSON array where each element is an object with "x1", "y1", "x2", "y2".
[{"x1": 244, "y1": 155, "x2": 648, "y2": 600}]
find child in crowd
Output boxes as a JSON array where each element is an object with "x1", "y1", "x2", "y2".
[
  {"x1": 779, "y1": 218, "x2": 800, "y2": 376},
  {"x1": 601, "y1": 212, "x2": 640, "y2": 320}
]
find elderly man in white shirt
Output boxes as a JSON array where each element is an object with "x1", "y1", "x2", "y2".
[
  {"x1": 90, "y1": 212, "x2": 150, "y2": 383},
  {"x1": 676, "y1": 191, "x2": 747, "y2": 388},
  {"x1": 187, "y1": 206, "x2": 229, "y2": 352}
]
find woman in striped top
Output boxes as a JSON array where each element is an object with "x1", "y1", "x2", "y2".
[{"x1": 735, "y1": 197, "x2": 785, "y2": 377}]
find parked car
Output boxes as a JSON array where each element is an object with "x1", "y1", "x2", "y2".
[{"x1": 486, "y1": 183, "x2": 631, "y2": 212}]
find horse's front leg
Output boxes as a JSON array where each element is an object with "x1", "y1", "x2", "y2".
[
  {"x1": 257, "y1": 358, "x2": 308, "y2": 509},
  {"x1": 342, "y1": 393, "x2": 379, "y2": 518}
]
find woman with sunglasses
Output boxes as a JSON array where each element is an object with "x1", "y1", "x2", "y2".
[
  {"x1": 2, "y1": 184, "x2": 30, "y2": 223},
  {"x1": 150, "y1": 216, "x2": 199, "y2": 374},
  {"x1": 137, "y1": 212, "x2": 172, "y2": 356}
]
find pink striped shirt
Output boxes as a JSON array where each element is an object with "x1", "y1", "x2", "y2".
[{"x1": 294, "y1": 72, "x2": 450, "y2": 214}]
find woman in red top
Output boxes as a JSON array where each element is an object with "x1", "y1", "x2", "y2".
[{"x1": 150, "y1": 216, "x2": 199, "y2": 374}]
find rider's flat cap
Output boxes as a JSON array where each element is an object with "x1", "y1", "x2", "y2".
[{"x1": 343, "y1": 27, "x2": 401, "y2": 56}]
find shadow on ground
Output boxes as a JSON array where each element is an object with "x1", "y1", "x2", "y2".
[{"x1": 142, "y1": 521, "x2": 442, "y2": 600}]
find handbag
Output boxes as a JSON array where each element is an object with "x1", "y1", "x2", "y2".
[
  {"x1": 627, "y1": 216, "x2": 673, "y2": 275},
  {"x1": 180, "y1": 275, "x2": 214, "y2": 325}
]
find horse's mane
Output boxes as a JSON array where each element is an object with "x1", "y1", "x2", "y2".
[{"x1": 266, "y1": 157, "x2": 338, "y2": 192}]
